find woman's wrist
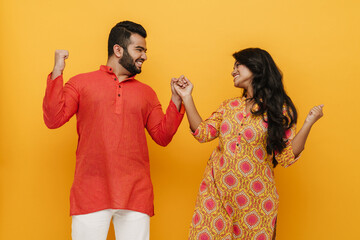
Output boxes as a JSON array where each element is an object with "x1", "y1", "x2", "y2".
[
  {"x1": 300, "y1": 121, "x2": 313, "y2": 134},
  {"x1": 181, "y1": 94, "x2": 192, "y2": 103}
]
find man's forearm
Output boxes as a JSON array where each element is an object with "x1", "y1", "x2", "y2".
[
  {"x1": 171, "y1": 94, "x2": 182, "y2": 112},
  {"x1": 51, "y1": 67, "x2": 63, "y2": 80}
]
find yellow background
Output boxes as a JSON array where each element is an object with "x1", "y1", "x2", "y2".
[{"x1": 1, "y1": 0, "x2": 359, "y2": 239}]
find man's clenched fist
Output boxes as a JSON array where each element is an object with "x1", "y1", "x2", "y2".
[{"x1": 51, "y1": 50, "x2": 69, "y2": 80}]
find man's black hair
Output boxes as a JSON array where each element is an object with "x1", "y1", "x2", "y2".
[{"x1": 108, "y1": 21, "x2": 147, "y2": 57}]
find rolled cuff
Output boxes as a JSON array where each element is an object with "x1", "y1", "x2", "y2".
[{"x1": 276, "y1": 143, "x2": 302, "y2": 168}]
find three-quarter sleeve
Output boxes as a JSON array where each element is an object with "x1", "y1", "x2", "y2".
[
  {"x1": 192, "y1": 101, "x2": 226, "y2": 143},
  {"x1": 43, "y1": 73, "x2": 79, "y2": 129},
  {"x1": 275, "y1": 111, "x2": 301, "y2": 168}
]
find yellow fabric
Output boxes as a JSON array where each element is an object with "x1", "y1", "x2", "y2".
[{"x1": 189, "y1": 97, "x2": 298, "y2": 239}]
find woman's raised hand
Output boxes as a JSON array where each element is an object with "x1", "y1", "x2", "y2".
[
  {"x1": 291, "y1": 104, "x2": 324, "y2": 157},
  {"x1": 305, "y1": 104, "x2": 324, "y2": 125},
  {"x1": 171, "y1": 75, "x2": 202, "y2": 131},
  {"x1": 171, "y1": 75, "x2": 193, "y2": 99}
]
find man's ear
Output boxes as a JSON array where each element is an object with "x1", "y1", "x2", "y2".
[{"x1": 113, "y1": 44, "x2": 123, "y2": 58}]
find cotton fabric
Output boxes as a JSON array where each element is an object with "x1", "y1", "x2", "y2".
[
  {"x1": 189, "y1": 97, "x2": 299, "y2": 240},
  {"x1": 43, "y1": 65, "x2": 184, "y2": 216},
  {"x1": 72, "y1": 209, "x2": 150, "y2": 240}
]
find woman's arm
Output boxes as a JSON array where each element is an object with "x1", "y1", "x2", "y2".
[
  {"x1": 292, "y1": 105, "x2": 324, "y2": 157},
  {"x1": 172, "y1": 76, "x2": 202, "y2": 132}
]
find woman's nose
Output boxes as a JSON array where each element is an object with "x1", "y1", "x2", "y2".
[{"x1": 231, "y1": 70, "x2": 236, "y2": 77}]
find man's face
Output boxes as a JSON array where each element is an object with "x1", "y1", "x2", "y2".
[{"x1": 119, "y1": 33, "x2": 147, "y2": 76}]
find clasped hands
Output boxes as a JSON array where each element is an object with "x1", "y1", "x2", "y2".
[{"x1": 171, "y1": 75, "x2": 193, "y2": 101}]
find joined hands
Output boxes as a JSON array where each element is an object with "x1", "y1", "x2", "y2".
[{"x1": 171, "y1": 75, "x2": 193, "y2": 100}]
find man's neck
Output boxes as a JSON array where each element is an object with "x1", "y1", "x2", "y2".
[{"x1": 106, "y1": 58, "x2": 133, "y2": 82}]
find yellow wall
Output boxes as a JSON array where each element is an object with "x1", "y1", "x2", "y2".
[{"x1": 1, "y1": 0, "x2": 359, "y2": 239}]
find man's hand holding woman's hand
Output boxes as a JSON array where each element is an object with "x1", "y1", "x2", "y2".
[{"x1": 171, "y1": 75, "x2": 193, "y2": 101}]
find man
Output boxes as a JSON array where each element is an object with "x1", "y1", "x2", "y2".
[{"x1": 43, "y1": 21, "x2": 184, "y2": 240}]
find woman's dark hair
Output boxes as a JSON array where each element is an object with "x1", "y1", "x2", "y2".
[
  {"x1": 233, "y1": 48, "x2": 297, "y2": 167},
  {"x1": 108, "y1": 21, "x2": 147, "y2": 57}
]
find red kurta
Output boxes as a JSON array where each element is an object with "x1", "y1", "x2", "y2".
[{"x1": 43, "y1": 65, "x2": 184, "y2": 216}]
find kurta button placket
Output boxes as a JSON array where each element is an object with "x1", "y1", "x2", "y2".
[
  {"x1": 237, "y1": 134, "x2": 242, "y2": 144},
  {"x1": 115, "y1": 78, "x2": 123, "y2": 114},
  {"x1": 188, "y1": 97, "x2": 290, "y2": 237},
  {"x1": 44, "y1": 65, "x2": 185, "y2": 217}
]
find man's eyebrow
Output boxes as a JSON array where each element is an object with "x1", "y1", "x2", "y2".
[{"x1": 135, "y1": 46, "x2": 147, "y2": 51}]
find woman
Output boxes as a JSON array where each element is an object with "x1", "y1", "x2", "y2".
[{"x1": 172, "y1": 48, "x2": 324, "y2": 240}]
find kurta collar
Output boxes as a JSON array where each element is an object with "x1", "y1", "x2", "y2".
[{"x1": 100, "y1": 65, "x2": 136, "y2": 82}]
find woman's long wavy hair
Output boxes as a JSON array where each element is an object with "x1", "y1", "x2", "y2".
[{"x1": 233, "y1": 48, "x2": 297, "y2": 167}]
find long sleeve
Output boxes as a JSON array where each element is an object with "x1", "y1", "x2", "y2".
[
  {"x1": 43, "y1": 73, "x2": 79, "y2": 129},
  {"x1": 43, "y1": 66, "x2": 183, "y2": 216},
  {"x1": 146, "y1": 99, "x2": 185, "y2": 146},
  {"x1": 192, "y1": 101, "x2": 225, "y2": 143}
]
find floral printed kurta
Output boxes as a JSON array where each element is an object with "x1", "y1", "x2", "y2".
[{"x1": 189, "y1": 97, "x2": 299, "y2": 240}]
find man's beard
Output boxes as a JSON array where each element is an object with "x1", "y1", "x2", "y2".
[{"x1": 119, "y1": 48, "x2": 141, "y2": 77}]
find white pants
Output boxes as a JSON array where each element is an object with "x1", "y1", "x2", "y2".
[{"x1": 72, "y1": 209, "x2": 150, "y2": 240}]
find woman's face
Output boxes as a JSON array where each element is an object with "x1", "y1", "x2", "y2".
[{"x1": 231, "y1": 61, "x2": 253, "y2": 89}]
